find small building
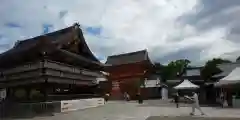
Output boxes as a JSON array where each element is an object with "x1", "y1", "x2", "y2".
[
  {"x1": 105, "y1": 50, "x2": 153, "y2": 100},
  {"x1": 181, "y1": 67, "x2": 218, "y2": 104},
  {"x1": 0, "y1": 23, "x2": 105, "y2": 103},
  {"x1": 212, "y1": 62, "x2": 240, "y2": 107},
  {"x1": 181, "y1": 67, "x2": 206, "y2": 103},
  {"x1": 182, "y1": 67, "x2": 204, "y2": 84},
  {"x1": 143, "y1": 78, "x2": 161, "y2": 99},
  {"x1": 144, "y1": 79, "x2": 168, "y2": 99}
]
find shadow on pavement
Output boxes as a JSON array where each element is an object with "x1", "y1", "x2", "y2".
[
  {"x1": 2, "y1": 108, "x2": 55, "y2": 119},
  {"x1": 136, "y1": 100, "x2": 191, "y2": 107},
  {"x1": 146, "y1": 116, "x2": 240, "y2": 120},
  {"x1": 1, "y1": 102, "x2": 56, "y2": 119},
  {"x1": 137, "y1": 100, "x2": 219, "y2": 108}
]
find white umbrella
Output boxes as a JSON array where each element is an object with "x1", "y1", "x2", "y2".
[
  {"x1": 174, "y1": 79, "x2": 199, "y2": 89},
  {"x1": 215, "y1": 67, "x2": 240, "y2": 87}
]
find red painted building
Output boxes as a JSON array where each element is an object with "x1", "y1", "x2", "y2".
[{"x1": 105, "y1": 50, "x2": 153, "y2": 100}]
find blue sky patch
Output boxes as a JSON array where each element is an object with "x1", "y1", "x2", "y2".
[
  {"x1": 59, "y1": 10, "x2": 68, "y2": 19},
  {"x1": 96, "y1": 55, "x2": 105, "y2": 61},
  {"x1": 4, "y1": 22, "x2": 22, "y2": 28},
  {"x1": 42, "y1": 24, "x2": 53, "y2": 34},
  {"x1": 85, "y1": 26, "x2": 102, "y2": 35}
]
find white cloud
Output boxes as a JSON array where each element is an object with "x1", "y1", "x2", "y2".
[{"x1": 0, "y1": 0, "x2": 240, "y2": 65}]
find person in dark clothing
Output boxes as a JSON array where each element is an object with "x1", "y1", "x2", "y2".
[
  {"x1": 136, "y1": 92, "x2": 143, "y2": 104},
  {"x1": 174, "y1": 92, "x2": 179, "y2": 108},
  {"x1": 104, "y1": 93, "x2": 110, "y2": 103},
  {"x1": 220, "y1": 92, "x2": 224, "y2": 108}
]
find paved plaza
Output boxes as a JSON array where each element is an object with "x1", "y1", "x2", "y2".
[{"x1": 7, "y1": 100, "x2": 240, "y2": 120}]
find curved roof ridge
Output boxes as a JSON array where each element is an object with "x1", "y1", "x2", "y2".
[{"x1": 108, "y1": 49, "x2": 147, "y2": 58}]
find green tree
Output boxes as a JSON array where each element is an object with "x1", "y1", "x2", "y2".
[
  {"x1": 160, "y1": 59, "x2": 191, "y2": 82},
  {"x1": 201, "y1": 58, "x2": 232, "y2": 81}
]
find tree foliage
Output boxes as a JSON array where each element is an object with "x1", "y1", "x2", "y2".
[
  {"x1": 201, "y1": 58, "x2": 232, "y2": 81},
  {"x1": 155, "y1": 59, "x2": 191, "y2": 82}
]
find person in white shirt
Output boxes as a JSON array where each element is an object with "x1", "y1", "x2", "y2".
[{"x1": 190, "y1": 92, "x2": 205, "y2": 115}]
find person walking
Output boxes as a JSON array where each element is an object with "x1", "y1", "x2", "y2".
[
  {"x1": 189, "y1": 92, "x2": 205, "y2": 115},
  {"x1": 220, "y1": 92, "x2": 224, "y2": 108},
  {"x1": 174, "y1": 92, "x2": 179, "y2": 108},
  {"x1": 136, "y1": 92, "x2": 143, "y2": 104},
  {"x1": 124, "y1": 92, "x2": 130, "y2": 101},
  {"x1": 104, "y1": 93, "x2": 110, "y2": 103}
]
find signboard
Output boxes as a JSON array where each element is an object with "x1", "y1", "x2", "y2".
[
  {"x1": 145, "y1": 80, "x2": 160, "y2": 88},
  {"x1": 112, "y1": 81, "x2": 119, "y2": 87},
  {"x1": 112, "y1": 81, "x2": 120, "y2": 90},
  {"x1": 0, "y1": 89, "x2": 6, "y2": 100}
]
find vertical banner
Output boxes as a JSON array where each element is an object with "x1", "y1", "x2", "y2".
[
  {"x1": 110, "y1": 81, "x2": 122, "y2": 99},
  {"x1": 112, "y1": 81, "x2": 120, "y2": 90}
]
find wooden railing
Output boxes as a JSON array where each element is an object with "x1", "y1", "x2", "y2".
[
  {"x1": 45, "y1": 69, "x2": 96, "y2": 81},
  {"x1": 44, "y1": 60, "x2": 102, "y2": 77},
  {"x1": 2, "y1": 59, "x2": 103, "y2": 77}
]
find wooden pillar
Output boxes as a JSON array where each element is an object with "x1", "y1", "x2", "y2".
[
  {"x1": 227, "y1": 88, "x2": 233, "y2": 107},
  {"x1": 43, "y1": 82, "x2": 48, "y2": 102},
  {"x1": 6, "y1": 88, "x2": 13, "y2": 101},
  {"x1": 26, "y1": 87, "x2": 31, "y2": 101},
  {"x1": 11, "y1": 87, "x2": 16, "y2": 101}
]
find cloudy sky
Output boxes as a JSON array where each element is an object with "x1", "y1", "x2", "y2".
[{"x1": 1, "y1": 0, "x2": 240, "y2": 65}]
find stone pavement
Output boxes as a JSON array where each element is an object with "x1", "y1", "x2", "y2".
[{"x1": 7, "y1": 100, "x2": 240, "y2": 120}]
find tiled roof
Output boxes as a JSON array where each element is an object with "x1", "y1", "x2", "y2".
[
  {"x1": 213, "y1": 62, "x2": 240, "y2": 77},
  {"x1": 0, "y1": 23, "x2": 102, "y2": 68},
  {"x1": 106, "y1": 50, "x2": 151, "y2": 65}
]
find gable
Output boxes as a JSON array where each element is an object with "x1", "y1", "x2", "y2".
[{"x1": 214, "y1": 62, "x2": 240, "y2": 77}]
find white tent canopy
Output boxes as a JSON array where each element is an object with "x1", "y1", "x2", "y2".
[
  {"x1": 215, "y1": 67, "x2": 240, "y2": 87},
  {"x1": 174, "y1": 79, "x2": 199, "y2": 89}
]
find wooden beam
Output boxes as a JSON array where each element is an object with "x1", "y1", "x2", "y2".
[
  {"x1": 0, "y1": 77, "x2": 45, "y2": 88},
  {"x1": 2, "y1": 61, "x2": 43, "y2": 75},
  {"x1": 44, "y1": 68, "x2": 97, "y2": 81},
  {"x1": 2, "y1": 69, "x2": 42, "y2": 81},
  {"x1": 44, "y1": 60, "x2": 102, "y2": 77},
  {"x1": 47, "y1": 77, "x2": 94, "y2": 85}
]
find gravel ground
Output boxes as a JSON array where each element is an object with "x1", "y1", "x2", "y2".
[{"x1": 5, "y1": 100, "x2": 240, "y2": 120}]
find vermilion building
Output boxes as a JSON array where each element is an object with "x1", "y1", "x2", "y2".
[{"x1": 105, "y1": 50, "x2": 153, "y2": 100}]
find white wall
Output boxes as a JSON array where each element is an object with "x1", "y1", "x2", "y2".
[
  {"x1": 61, "y1": 98, "x2": 105, "y2": 112},
  {"x1": 161, "y1": 88, "x2": 168, "y2": 100}
]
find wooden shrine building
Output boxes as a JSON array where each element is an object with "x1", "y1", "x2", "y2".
[
  {"x1": 0, "y1": 23, "x2": 105, "y2": 103},
  {"x1": 105, "y1": 50, "x2": 153, "y2": 100}
]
